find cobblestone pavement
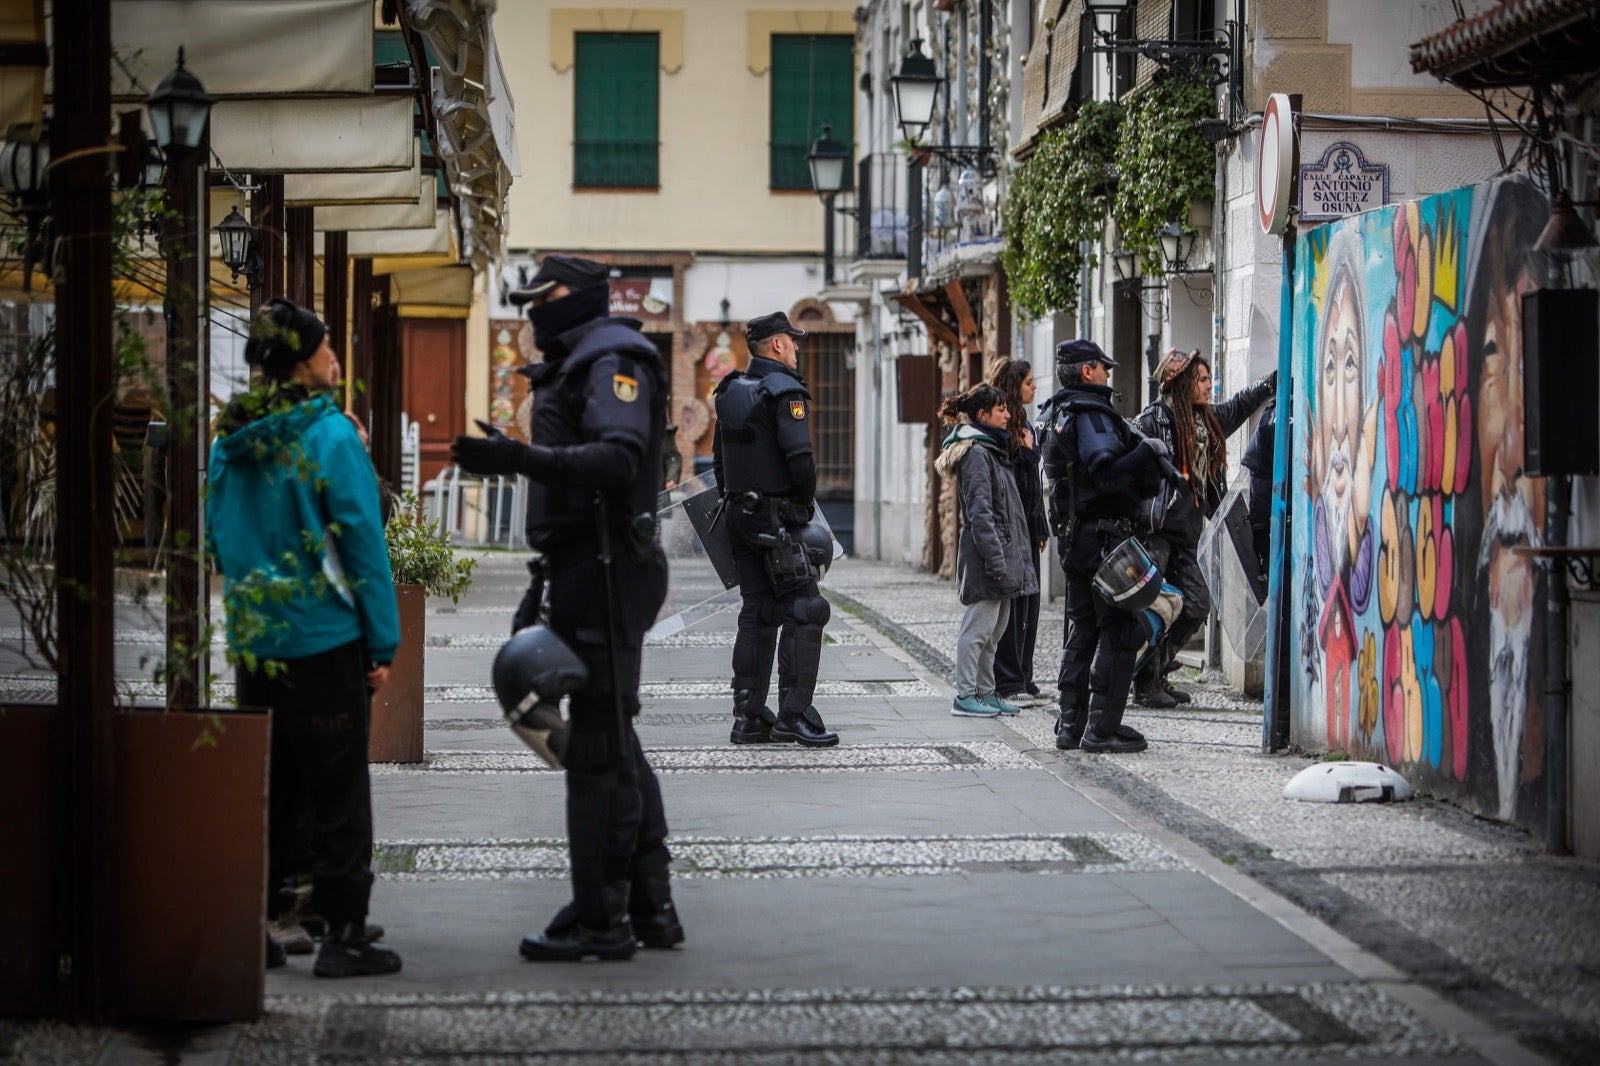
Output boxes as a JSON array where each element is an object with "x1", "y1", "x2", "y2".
[{"x1": 3, "y1": 554, "x2": 1595, "y2": 1065}]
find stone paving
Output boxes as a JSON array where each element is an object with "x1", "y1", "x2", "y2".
[{"x1": 2, "y1": 552, "x2": 1596, "y2": 1064}]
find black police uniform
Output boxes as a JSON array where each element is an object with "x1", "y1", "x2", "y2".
[
  {"x1": 1040, "y1": 343, "x2": 1167, "y2": 753},
  {"x1": 452, "y1": 261, "x2": 681, "y2": 960},
  {"x1": 711, "y1": 313, "x2": 838, "y2": 747}
]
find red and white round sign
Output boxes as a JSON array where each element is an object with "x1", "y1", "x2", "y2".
[{"x1": 1256, "y1": 93, "x2": 1295, "y2": 235}]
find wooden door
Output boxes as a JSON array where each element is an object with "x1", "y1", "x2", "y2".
[{"x1": 401, "y1": 318, "x2": 465, "y2": 486}]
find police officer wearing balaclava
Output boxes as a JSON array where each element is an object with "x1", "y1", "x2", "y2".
[
  {"x1": 1039, "y1": 339, "x2": 1170, "y2": 753},
  {"x1": 451, "y1": 254, "x2": 683, "y2": 961},
  {"x1": 712, "y1": 311, "x2": 839, "y2": 747}
]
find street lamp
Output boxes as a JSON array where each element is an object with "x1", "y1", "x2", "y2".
[
  {"x1": 1081, "y1": 0, "x2": 1241, "y2": 122},
  {"x1": 215, "y1": 205, "x2": 262, "y2": 287},
  {"x1": 146, "y1": 47, "x2": 213, "y2": 156},
  {"x1": 806, "y1": 123, "x2": 849, "y2": 200},
  {"x1": 1157, "y1": 223, "x2": 1200, "y2": 274},
  {"x1": 0, "y1": 121, "x2": 52, "y2": 291},
  {"x1": 1111, "y1": 246, "x2": 1143, "y2": 283},
  {"x1": 890, "y1": 38, "x2": 940, "y2": 144}
]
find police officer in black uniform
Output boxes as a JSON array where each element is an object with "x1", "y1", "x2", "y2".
[
  {"x1": 712, "y1": 311, "x2": 839, "y2": 748},
  {"x1": 1040, "y1": 339, "x2": 1171, "y2": 754},
  {"x1": 451, "y1": 254, "x2": 683, "y2": 960}
]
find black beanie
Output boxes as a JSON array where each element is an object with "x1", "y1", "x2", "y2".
[{"x1": 245, "y1": 297, "x2": 328, "y2": 381}]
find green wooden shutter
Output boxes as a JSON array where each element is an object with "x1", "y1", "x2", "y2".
[
  {"x1": 574, "y1": 33, "x2": 659, "y2": 188},
  {"x1": 769, "y1": 35, "x2": 854, "y2": 191}
]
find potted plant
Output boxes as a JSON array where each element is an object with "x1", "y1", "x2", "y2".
[{"x1": 373, "y1": 492, "x2": 476, "y2": 762}]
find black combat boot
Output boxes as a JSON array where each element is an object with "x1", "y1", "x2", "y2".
[
  {"x1": 1160, "y1": 647, "x2": 1192, "y2": 704},
  {"x1": 1054, "y1": 695, "x2": 1086, "y2": 751},
  {"x1": 773, "y1": 625, "x2": 838, "y2": 746},
  {"x1": 312, "y1": 920, "x2": 402, "y2": 977},
  {"x1": 730, "y1": 626, "x2": 779, "y2": 744},
  {"x1": 520, "y1": 882, "x2": 636, "y2": 961},
  {"x1": 1132, "y1": 665, "x2": 1179, "y2": 709},
  {"x1": 1080, "y1": 695, "x2": 1148, "y2": 754},
  {"x1": 628, "y1": 849, "x2": 685, "y2": 950},
  {"x1": 266, "y1": 931, "x2": 287, "y2": 970}
]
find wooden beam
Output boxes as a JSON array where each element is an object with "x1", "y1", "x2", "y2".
[
  {"x1": 890, "y1": 290, "x2": 958, "y2": 350},
  {"x1": 285, "y1": 205, "x2": 314, "y2": 308},
  {"x1": 943, "y1": 279, "x2": 982, "y2": 354},
  {"x1": 252, "y1": 175, "x2": 284, "y2": 310}
]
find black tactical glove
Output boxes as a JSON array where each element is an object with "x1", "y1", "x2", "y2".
[
  {"x1": 776, "y1": 497, "x2": 816, "y2": 528},
  {"x1": 452, "y1": 420, "x2": 533, "y2": 477}
]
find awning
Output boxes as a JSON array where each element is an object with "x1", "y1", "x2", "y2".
[
  {"x1": 1410, "y1": 0, "x2": 1600, "y2": 89},
  {"x1": 102, "y1": 0, "x2": 375, "y2": 98},
  {"x1": 0, "y1": 0, "x2": 45, "y2": 133},
  {"x1": 313, "y1": 185, "x2": 437, "y2": 231},
  {"x1": 210, "y1": 96, "x2": 415, "y2": 172},
  {"x1": 405, "y1": 0, "x2": 516, "y2": 273},
  {"x1": 285, "y1": 138, "x2": 424, "y2": 205},
  {"x1": 334, "y1": 207, "x2": 453, "y2": 258},
  {"x1": 388, "y1": 263, "x2": 473, "y2": 308}
]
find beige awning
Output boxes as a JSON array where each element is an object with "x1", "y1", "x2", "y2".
[
  {"x1": 209, "y1": 95, "x2": 414, "y2": 172},
  {"x1": 284, "y1": 139, "x2": 424, "y2": 205},
  {"x1": 313, "y1": 186, "x2": 437, "y2": 231},
  {"x1": 101, "y1": 0, "x2": 375, "y2": 99},
  {"x1": 0, "y1": 0, "x2": 45, "y2": 134},
  {"x1": 334, "y1": 208, "x2": 453, "y2": 257},
  {"x1": 388, "y1": 264, "x2": 473, "y2": 307}
]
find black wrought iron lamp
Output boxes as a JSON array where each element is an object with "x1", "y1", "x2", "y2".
[
  {"x1": 215, "y1": 204, "x2": 263, "y2": 288},
  {"x1": 890, "y1": 38, "x2": 997, "y2": 174},
  {"x1": 146, "y1": 47, "x2": 213, "y2": 158},
  {"x1": 807, "y1": 123, "x2": 859, "y2": 285},
  {"x1": 0, "y1": 121, "x2": 52, "y2": 291},
  {"x1": 1082, "y1": 0, "x2": 1241, "y2": 123},
  {"x1": 1157, "y1": 223, "x2": 1203, "y2": 275}
]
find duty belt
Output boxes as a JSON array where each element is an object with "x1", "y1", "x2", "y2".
[{"x1": 1082, "y1": 517, "x2": 1133, "y2": 535}]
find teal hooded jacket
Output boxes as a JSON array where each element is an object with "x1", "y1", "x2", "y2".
[{"x1": 206, "y1": 389, "x2": 400, "y2": 666}]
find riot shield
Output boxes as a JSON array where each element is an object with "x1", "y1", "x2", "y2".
[
  {"x1": 648, "y1": 470, "x2": 843, "y2": 639},
  {"x1": 1197, "y1": 485, "x2": 1268, "y2": 662}
]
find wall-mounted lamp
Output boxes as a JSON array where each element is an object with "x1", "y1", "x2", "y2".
[
  {"x1": 807, "y1": 123, "x2": 859, "y2": 286},
  {"x1": 890, "y1": 38, "x2": 997, "y2": 174},
  {"x1": 1082, "y1": 0, "x2": 1242, "y2": 124},
  {"x1": 146, "y1": 47, "x2": 213, "y2": 157},
  {"x1": 0, "y1": 121, "x2": 53, "y2": 292},
  {"x1": 215, "y1": 205, "x2": 262, "y2": 288},
  {"x1": 1157, "y1": 223, "x2": 1203, "y2": 275}
]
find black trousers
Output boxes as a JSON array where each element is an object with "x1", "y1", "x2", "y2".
[
  {"x1": 994, "y1": 550, "x2": 1041, "y2": 695},
  {"x1": 238, "y1": 639, "x2": 374, "y2": 926},
  {"x1": 727, "y1": 508, "x2": 829, "y2": 715},
  {"x1": 1056, "y1": 528, "x2": 1146, "y2": 734},
  {"x1": 522, "y1": 542, "x2": 672, "y2": 925}
]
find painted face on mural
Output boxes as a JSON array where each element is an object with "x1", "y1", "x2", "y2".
[
  {"x1": 1315, "y1": 269, "x2": 1365, "y2": 568},
  {"x1": 1471, "y1": 185, "x2": 1547, "y2": 821}
]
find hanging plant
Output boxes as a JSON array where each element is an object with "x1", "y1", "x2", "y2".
[
  {"x1": 1002, "y1": 99, "x2": 1123, "y2": 322},
  {"x1": 1112, "y1": 73, "x2": 1217, "y2": 276}
]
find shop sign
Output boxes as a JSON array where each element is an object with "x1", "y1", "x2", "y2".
[
  {"x1": 610, "y1": 276, "x2": 673, "y2": 321},
  {"x1": 1299, "y1": 141, "x2": 1389, "y2": 222}
]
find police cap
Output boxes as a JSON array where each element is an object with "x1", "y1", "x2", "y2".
[
  {"x1": 1054, "y1": 338, "x2": 1118, "y2": 369},
  {"x1": 745, "y1": 311, "x2": 807, "y2": 346},
  {"x1": 508, "y1": 254, "x2": 610, "y2": 306}
]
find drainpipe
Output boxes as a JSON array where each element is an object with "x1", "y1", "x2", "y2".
[
  {"x1": 1546, "y1": 477, "x2": 1571, "y2": 854},
  {"x1": 872, "y1": 298, "x2": 884, "y2": 560}
]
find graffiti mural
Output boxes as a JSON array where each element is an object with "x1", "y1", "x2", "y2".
[{"x1": 1289, "y1": 175, "x2": 1549, "y2": 828}]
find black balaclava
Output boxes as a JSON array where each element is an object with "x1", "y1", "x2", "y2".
[
  {"x1": 246, "y1": 297, "x2": 327, "y2": 381},
  {"x1": 528, "y1": 280, "x2": 610, "y2": 354}
]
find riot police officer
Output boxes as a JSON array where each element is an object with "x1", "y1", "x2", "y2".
[
  {"x1": 1040, "y1": 339, "x2": 1171, "y2": 754},
  {"x1": 712, "y1": 310, "x2": 838, "y2": 747},
  {"x1": 451, "y1": 254, "x2": 683, "y2": 960}
]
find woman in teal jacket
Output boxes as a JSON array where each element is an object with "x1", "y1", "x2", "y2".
[{"x1": 206, "y1": 297, "x2": 402, "y2": 979}]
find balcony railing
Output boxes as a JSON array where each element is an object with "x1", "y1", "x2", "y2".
[{"x1": 854, "y1": 151, "x2": 908, "y2": 261}]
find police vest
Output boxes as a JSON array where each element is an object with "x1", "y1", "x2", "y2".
[{"x1": 714, "y1": 367, "x2": 809, "y2": 496}]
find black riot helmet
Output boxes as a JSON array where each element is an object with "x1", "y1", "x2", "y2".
[
  {"x1": 492, "y1": 626, "x2": 589, "y2": 768},
  {"x1": 796, "y1": 519, "x2": 835, "y2": 578}
]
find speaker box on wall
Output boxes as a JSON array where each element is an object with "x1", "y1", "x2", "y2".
[{"x1": 1522, "y1": 287, "x2": 1599, "y2": 478}]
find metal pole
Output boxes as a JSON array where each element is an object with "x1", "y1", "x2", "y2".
[
  {"x1": 907, "y1": 157, "x2": 924, "y2": 280},
  {"x1": 1261, "y1": 220, "x2": 1296, "y2": 752},
  {"x1": 1546, "y1": 477, "x2": 1571, "y2": 854},
  {"x1": 823, "y1": 192, "x2": 836, "y2": 286}
]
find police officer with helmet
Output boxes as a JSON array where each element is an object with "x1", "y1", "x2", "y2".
[
  {"x1": 712, "y1": 310, "x2": 839, "y2": 748},
  {"x1": 451, "y1": 254, "x2": 683, "y2": 961},
  {"x1": 1040, "y1": 339, "x2": 1173, "y2": 754}
]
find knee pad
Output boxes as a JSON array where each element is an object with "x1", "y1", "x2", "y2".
[
  {"x1": 1115, "y1": 615, "x2": 1151, "y2": 653},
  {"x1": 787, "y1": 592, "x2": 830, "y2": 628}
]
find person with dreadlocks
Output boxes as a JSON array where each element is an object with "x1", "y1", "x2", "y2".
[{"x1": 1131, "y1": 349, "x2": 1275, "y2": 708}]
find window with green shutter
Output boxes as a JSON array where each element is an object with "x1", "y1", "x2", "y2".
[
  {"x1": 769, "y1": 35, "x2": 854, "y2": 191},
  {"x1": 574, "y1": 33, "x2": 659, "y2": 188}
]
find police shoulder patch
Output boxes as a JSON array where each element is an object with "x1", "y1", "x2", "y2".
[
  {"x1": 789, "y1": 399, "x2": 806, "y2": 420},
  {"x1": 613, "y1": 374, "x2": 639, "y2": 403}
]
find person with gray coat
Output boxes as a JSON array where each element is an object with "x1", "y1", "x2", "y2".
[{"x1": 935, "y1": 384, "x2": 1039, "y2": 718}]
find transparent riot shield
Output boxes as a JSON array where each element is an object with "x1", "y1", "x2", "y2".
[
  {"x1": 1197, "y1": 484, "x2": 1268, "y2": 662},
  {"x1": 648, "y1": 470, "x2": 843, "y2": 639}
]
